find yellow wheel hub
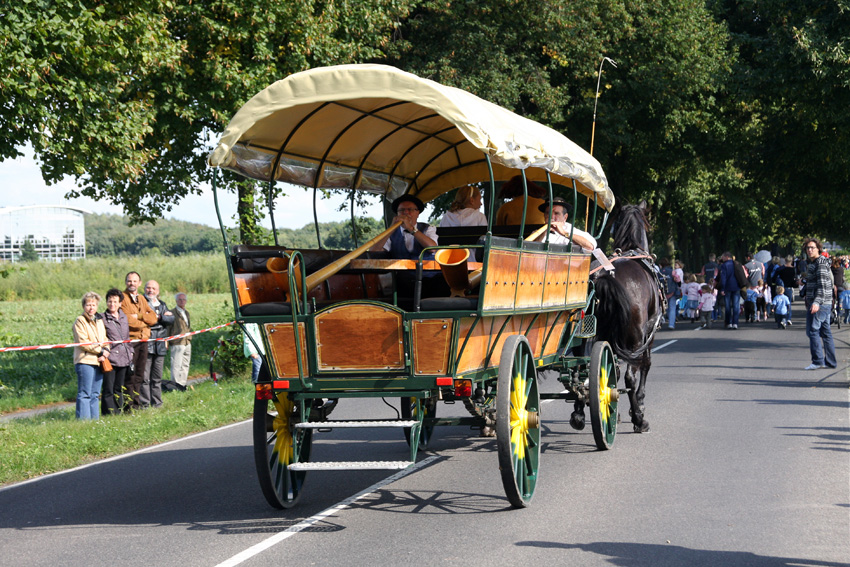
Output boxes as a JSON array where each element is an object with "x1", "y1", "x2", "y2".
[{"x1": 598, "y1": 367, "x2": 612, "y2": 423}]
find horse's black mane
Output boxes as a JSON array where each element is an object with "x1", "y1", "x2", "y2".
[{"x1": 612, "y1": 204, "x2": 650, "y2": 253}]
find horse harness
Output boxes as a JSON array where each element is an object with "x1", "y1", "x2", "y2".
[{"x1": 591, "y1": 248, "x2": 667, "y2": 358}]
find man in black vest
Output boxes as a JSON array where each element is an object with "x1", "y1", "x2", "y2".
[
  {"x1": 370, "y1": 195, "x2": 446, "y2": 299},
  {"x1": 370, "y1": 195, "x2": 438, "y2": 259}
]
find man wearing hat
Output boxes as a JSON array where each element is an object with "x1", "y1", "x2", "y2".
[
  {"x1": 371, "y1": 194, "x2": 447, "y2": 298},
  {"x1": 370, "y1": 195, "x2": 439, "y2": 259},
  {"x1": 537, "y1": 197, "x2": 597, "y2": 251}
]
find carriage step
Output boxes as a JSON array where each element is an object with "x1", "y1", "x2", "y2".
[
  {"x1": 288, "y1": 460, "x2": 414, "y2": 471},
  {"x1": 295, "y1": 420, "x2": 417, "y2": 429}
]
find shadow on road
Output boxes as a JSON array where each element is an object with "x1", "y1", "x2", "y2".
[{"x1": 515, "y1": 540, "x2": 850, "y2": 567}]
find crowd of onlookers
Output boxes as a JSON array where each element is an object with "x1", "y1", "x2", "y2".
[
  {"x1": 660, "y1": 242, "x2": 844, "y2": 370},
  {"x1": 660, "y1": 250, "x2": 849, "y2": 331},
  {"x1": 72, "y1": 272, "x2": 193, "y2": 420}
]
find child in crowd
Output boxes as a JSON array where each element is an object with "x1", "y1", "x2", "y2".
[
  {"x1": 744, "y1": 286, "x2": 758, "y2": 323},
  {"x1": 684, "y1": 273, "x2": 700, "y2": 322},
  {"x1": 772, "y1": 285, "x2": 791, "y2": 328},
  {"x1": 697, "y1": 284, "x2": 716, "y2": 329},
  {"x1": 755, "y1": 278, "x2": 771, "y2": 322}
]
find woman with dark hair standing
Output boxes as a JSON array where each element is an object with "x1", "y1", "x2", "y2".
[{"x1": 101, "y1": 288, "x2": 133, "y2": 415}]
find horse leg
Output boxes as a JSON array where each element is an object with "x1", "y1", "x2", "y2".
[
  {"x1": 630, "y1": 354, "x2": 651, "y2": 432},
  {"x1": 570, "y1": 399, "x2": 586, "y2": 430},
  {"x1": 622, "y1": 363, "x2": 643, "y2": 431}
]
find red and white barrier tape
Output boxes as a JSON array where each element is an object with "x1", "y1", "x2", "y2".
[{"x1": 0, "y1": 321, "x2": 237, "y2": 353}]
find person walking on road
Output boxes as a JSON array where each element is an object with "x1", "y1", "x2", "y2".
[
  {"x1": 802, "y1": 238, "x2": 836, "y2": 370},
  {"x1": 717, "y1": 251, "x2": 748, "y2": 329}
]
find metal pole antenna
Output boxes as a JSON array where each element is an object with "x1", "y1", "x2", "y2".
[{"x1": 590, "y1": 56, "x2": 617, "y2": 156}]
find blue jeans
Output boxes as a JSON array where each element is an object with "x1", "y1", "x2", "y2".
[
  {"x1": 75, "y1": 363, "x2": 103, "y2": 420},
  {"x1": 667, "y1": 296, "x2": 678, "y2": 328},
  {"x1": 250, "y1": 355, "x2": 263, "y2": 383},
  {"x1": 784, "y1": 287, "x2": 794, "y2": 322},
  {"x1": 806, "y1": 307, "x2": 836, "y2": 367},
  {"x1": 723, "y1": 292, "x2": 740, "y2": 326}
]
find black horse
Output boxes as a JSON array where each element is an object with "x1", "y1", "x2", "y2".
[{"x1": 578, "y1": 201, "x2": 663, "y2": 433}]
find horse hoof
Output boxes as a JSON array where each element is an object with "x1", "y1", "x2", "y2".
[
  {"x1": 569, "y1": 411, "x2": 586, "y2": 430},
  {"x1": 633, "y1": 420, "x2": 650, "y2": 433},
  {"x1": 480, "y1": 425, "x2": 496, "y2": 438}
]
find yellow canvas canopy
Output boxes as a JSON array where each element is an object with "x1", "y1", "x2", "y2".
[{"x1": 208, "y1": 64, "x2": 614, "y2": 212}]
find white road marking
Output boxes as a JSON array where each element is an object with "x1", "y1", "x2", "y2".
[
  {"x1": 542, "y1": 390, "x2": 569, "y2": 404},
  {"x1": 652, "y1": 340, "x2": 676, "y2": 352},
  {"x1": 0, "y1": 420, "x2": 249, "y2": 494},
  {"x1": 215, "y1": 455, "x2": 441, "y2": 567}
]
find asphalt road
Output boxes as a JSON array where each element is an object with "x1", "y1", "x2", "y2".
[{"x1": 1, "y1": 320, "x2": 848, "y2": 567}]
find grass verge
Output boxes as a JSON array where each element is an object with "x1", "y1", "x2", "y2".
[{"x1": 0, "y1": 375, "x2": 253, "y2": 486}]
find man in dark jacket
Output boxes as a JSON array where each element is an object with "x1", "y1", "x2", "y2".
[
  {"x1": 717, "y1": 252, "x2": 748, "y2": 329},
  {"x1": 141, "y1": 280, "x2": 174, "y2": 408},
  {"x1": 802, "y1": 238, "x2": 836, "y2": 370}
]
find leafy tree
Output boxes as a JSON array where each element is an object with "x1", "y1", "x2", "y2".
[
  {"x1": 708, "y1": 0, "x2": 850, "y2": 245},
  {"x1": 389, "y1": 0, "x2": 731, "y2": 267},
  {"x1": 19, "y1": 239, "x2": 39, "y2": 263},
  {"x1": 2, "y1": 0, "x2": 415, "y2": 235}
]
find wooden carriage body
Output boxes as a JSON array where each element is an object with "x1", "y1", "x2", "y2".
[{"x1": 207, "y1": 64, "x2": 616, "y2": 509}]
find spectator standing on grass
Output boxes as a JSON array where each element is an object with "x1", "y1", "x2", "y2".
[
  {"x1": 100, "y1": 288, "x2": 132, "y2": 415},
  {"x1": 168, "y1": 292, "x2": 192, "y2": 390},
  {"x1": 802, "y1": 238, "x2": 836, "y2": 370},
  {"x1": 120, "y1": 272, "x2": 158, "y2": 411},
  {"x1": 244, "y1": 323, "x2": 265, "y2": 382},
  {"x1": 72, "y1": 292, "x2": 108, "y2": 420},
  {"x1": 141, "y1": 280, "x2": 174, "y2": 408}
]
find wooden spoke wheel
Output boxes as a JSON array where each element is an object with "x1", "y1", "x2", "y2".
[
  {"x1": 588, "y1": 341, "x2": 618, "y2": 450},
  {"x1": 496, "y1": 335, "x2": 541, "y2": 508},
  {"x1": 253, "y1": 394, "x2": 312, "y2": 509},
  {"x1": 400, "y1": 396, "x2": 437, "y2": 450}
]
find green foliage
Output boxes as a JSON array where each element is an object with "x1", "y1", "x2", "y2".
[
  {"x1": 0, "y1": 253, "x2": 228, "y2": 301},
  {"x1": 19, "y1": 239, "x2": 39, "y2": 263},
  {"x1": 85, "y1": 213, "x2": 222, "y2": 256},
  {"x1": 0, "y1": 294, "x2": 233, "y2": 413},
  {"x1": 1, "y1": 0, "x2": 416, "y2": 226}
]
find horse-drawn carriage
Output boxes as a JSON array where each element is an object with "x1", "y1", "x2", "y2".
[{"x1": 207, "y1": 64, "x2": 641, "y2": 509}]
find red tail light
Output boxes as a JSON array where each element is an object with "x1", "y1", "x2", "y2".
[{"x1": 454, "y1": 379, "x2": 472, "y2": 398}]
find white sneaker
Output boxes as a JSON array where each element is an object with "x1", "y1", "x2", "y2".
[
  {"x1": 732, "y1": 324, "x2": 738, "y2": 329},
  {"x1": 804, "y1": 363, "x2": 825, "y2": 370}
]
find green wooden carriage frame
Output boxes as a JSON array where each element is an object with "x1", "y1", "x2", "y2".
[{"x1": 208, "y1": 64, "x2": 620, "y2": 509}]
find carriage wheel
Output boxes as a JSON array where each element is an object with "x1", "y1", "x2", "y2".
[
  {"x1": 588, "y1": 341, "x2": 618, "y2": 450},
  {"x1": 400, "y1": 396, "x2": 437, "y2": 450},
  {"x1": 253, "y1": 393, "x2": 312, "y2": 509},
  {"x1": 496, "y1": 335, "x2": 541, "y2": 508}
]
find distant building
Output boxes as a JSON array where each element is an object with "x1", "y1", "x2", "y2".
[{"x1": 0, "y1": 205, "x2": 91, "y2": 262}]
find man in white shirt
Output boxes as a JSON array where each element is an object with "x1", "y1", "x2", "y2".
[{"x1": 536, "y1": 197, "x2": 597, "y2": 252}]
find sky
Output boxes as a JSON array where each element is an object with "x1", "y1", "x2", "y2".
[{"x1": 0, "y1": 145, "x2": 387, "y2": 229}]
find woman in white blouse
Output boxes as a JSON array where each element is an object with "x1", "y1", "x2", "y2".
[{"x1": 439, "y1": 186, "x2": 487, "y2": 228}]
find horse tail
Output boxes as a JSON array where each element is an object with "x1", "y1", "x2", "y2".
[{"x1": 594, "y1": 274, "x2": 641, "y2": 365}]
